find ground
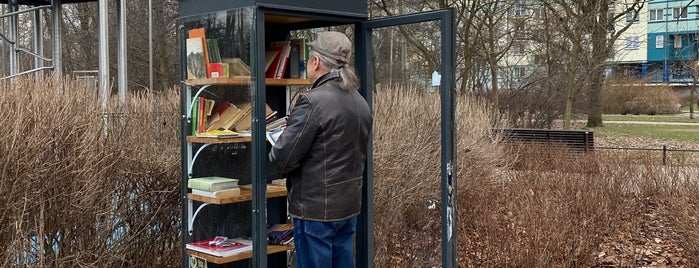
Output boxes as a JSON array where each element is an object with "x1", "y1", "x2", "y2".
[{"x1": 593, "y1": 125, "x2": 693, "y2": 267}]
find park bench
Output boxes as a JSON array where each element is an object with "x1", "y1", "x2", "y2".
[{"x1": 495, "y1": 128, "x2": 594, "y2": 153}]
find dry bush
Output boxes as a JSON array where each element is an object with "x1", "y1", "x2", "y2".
[
  {"x1": 0, "y1": 77, "x2": 180, "y2": 267},
  {"x1": 602, "y1": 78, "x2": 680, "y2": 115},
  {"x1": 372, "y1": 83, "x2": 507, "y2": 267}
]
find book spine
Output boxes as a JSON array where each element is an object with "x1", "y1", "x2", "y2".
[{"x1": 198, "y1": 96, "x2": 205, "y2": 134}]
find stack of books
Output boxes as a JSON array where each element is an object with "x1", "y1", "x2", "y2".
[
  {"x1": 188, "y1": 176, "x2": 240, "y2": 198},
  {"x1": 191, "y1": 99, "x2": 277, "y2": 137},
  {"x1": 267, "y1": 223, "x2": 294, "y2": 245}
]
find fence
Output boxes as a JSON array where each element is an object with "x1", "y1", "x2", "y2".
[{"x1": 596, "y1": 146, "x2": 699, "y2": 166}]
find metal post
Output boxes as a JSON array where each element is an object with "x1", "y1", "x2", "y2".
[
  {"x1": 662, "y1": 145, "x2": 667, "y2": 165},
  {"x1": 117, "y1": 0, "x2": 127, "y2": 105},
  {"x1": 1, "y1": 5, "x2": 5, "y2": 77},
  {"x1": 34, "y1": 9, "x2": 43, "y2": 78},
  {"x1": 52, "y1": 0, "x2": 62, "y2": 76},
  {"x1": 98, "y1": 0, "x2": 110, "y2": 109},
  {"x1": 148, "y1": 0, "x2": 153, "y2": 93},
  {"x1": 8, "y1": 1, "x2": 16, "y2": 76}
]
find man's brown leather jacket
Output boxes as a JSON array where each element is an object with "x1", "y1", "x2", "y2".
[{"x1": 268, "y1": 72, "x2": 372, "y2": 221}]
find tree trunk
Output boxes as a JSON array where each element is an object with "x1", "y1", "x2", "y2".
[
  {"x1": 586, "y1": 0, "x2": 608, "y2": 128},
  {"x1": 564, "y1": 43, "x2": 579, "y2": 130}
]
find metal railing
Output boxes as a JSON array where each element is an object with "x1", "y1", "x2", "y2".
[
  {"x1": 596, "y1": 146, "x2": 699, "y2": 166},
  {"x1": 0, "y1": 5, "x2": 54, "y2": 80}
]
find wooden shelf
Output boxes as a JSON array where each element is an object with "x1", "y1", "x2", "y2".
[
  {"x1": 188, "y1": 184, "x2": 287, "y2": 204},
  {"x1": 188, "y1": 244, "x2": 294, "y2": 264},
  {"x1": 186, "y1": 77, "x2": 311, "y2": 86},
  {"x1": 186, "y1": 135, "x2": 252, "y2": 144}
]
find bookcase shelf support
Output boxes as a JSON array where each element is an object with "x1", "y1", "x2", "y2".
[
  {"x1": 187, "y1": 143, "x2": 213, "y2": 178},
  {"x1": 185, "y1": 84, "x2": 212, "y2": 123},
  {"x1": 188, "y1": 200, "x2": 211, "y2": 235}
]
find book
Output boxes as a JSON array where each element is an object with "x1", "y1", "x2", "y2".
[
  {"x1": 221, "y1": 58, "x2": 251, "y2": 76},
  {"x1": 206, "y1": 102, "x2": 237, "y2": 132},
  {"x1": 266, "y1": 128, "x2": 284, "y2": 146},
  {"x1": 191, "y1": 97, "x2": 199, "y2": 135},
  {"x1": 187, "y1": 177, "x2": 239, "y2": 192},
  {"x1": 198, "y1": 96, "x2": 205, "y2": 134},
  {"x1": 232, "y1": 103, "x2": 274, "y2": 132},
  {"x1": 267, "y1": 224, "x2": 294, "y2": 245},
  {"x1": 270, "y1": 41, "x2": 291, "y2": 79},
  {"x1": 186, "y1": 37, "x2": 207, "y2": 79},
  {"x1": 197, "y1": 129, "x2": 240, "y2": 138},
  {"x1": 186, "y1": 236, "x2": 252, "y2": 257},
  {"x1": 188, "y1": 28, "x2": 211, "y2": 77},
  {"x1": 208, "y1": 62, "x2": 229, "y2": 78},
  {"x1": 289, "y1": 38, "x2": 307, "y2": 79},
  {"x1": 206, "y1": 39, "x2": 221, "y2": 63},
  {"x1": 191, "y1": 188, "x2": 241, "y2": 198},
  {"x1": 265, "y1": 46, "x2": 284, "y2": 78},
  {"x1": 266, "y1": 116, "x2": 287, "y2": 131}
]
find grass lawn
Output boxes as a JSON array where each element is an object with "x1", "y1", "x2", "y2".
[
  {"x1": 602, "y1": 114, "x2": 699, "y2": 123},
  {"x1": 593, "y1": 123, "x2": 699, "y2": 143}
]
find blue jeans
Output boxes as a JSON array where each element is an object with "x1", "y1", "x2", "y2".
[{"x1": 293, "y1": 216, "x2": 357, "y2": 268}]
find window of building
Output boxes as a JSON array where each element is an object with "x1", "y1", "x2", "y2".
[
  {"x1": 675, "y1": 34, "x2": 683, "y2": 48},
  {"x1": 673, "y1": 6, "x2": 687, "y2": 19},
  {"x1": 626, "y1": 10, "x2": 639, "y2": 22},
  {"x1": 513, "y1": 66, "x2": 526, "y2": 78},
  {"x1": 532, "y1": 7, "x2": 543, "y2": 19},
  {"x1": 512, "y1": 0, "x2": 526, "y2": 17},
  {"x1": 512, "y1": 43, "x2": 524, "y2": 55},
  {"x1": 649, "y1": 9, "x2": 664, "y2": 21},
  {"x1": 625, "y1": 36, "x2": 640, "y2": 50}
]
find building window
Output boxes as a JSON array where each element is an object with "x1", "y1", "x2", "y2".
[
  {"x1": 626, "y1": 10, "x2": 639, "y2": 22},
  {"x1": 673, "y1": 6, "x2": 687, "y2": 19},
  {"x1": 625, "y1": 36, "x2": 640, "y2": 50},
  {"x1": 512, "y1": 0, "x2": 526, "y2": 17},
  {"x1": 649, "y1": 9, "x2": 664, "y2": 21},
  {"x1": 512, "y1": 43, "x2": 524, "y2": 55},
  {"x1": 532, "y1": 7, "x2": 543, "y2": 19},
  {"x1": 514, "y1": 66, "x2": 526, "y2": 78},
  {"x1": 675, "y1": 34, "x2": 683, "y2": 48}
]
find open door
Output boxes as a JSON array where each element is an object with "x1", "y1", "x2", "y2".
[{"x1": 355, "y1": 8, "x2": 457, "y2": 268}]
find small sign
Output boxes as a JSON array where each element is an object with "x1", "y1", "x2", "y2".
[
  {"x1": 189, "y1": 255, "x2": 207, "y2": 268},
  {"x1": 432, "y1": 71, "x2": 441, "y2": 86}
]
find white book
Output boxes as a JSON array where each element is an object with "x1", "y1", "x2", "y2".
[{"x1": 191, "y1": 188, "x2": 241, "y2": 198}]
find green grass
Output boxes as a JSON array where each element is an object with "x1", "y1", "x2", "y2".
[
  {"x1": 602, "y1": 114, "x2": 699, "y2": 123},
  {"x1": 593, "y1": 123, "x2": 699, "y2": 143}
]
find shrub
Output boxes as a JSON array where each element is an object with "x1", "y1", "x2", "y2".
[
  {"x1": 0, "y1": 77, "x2": 181, "y2": 267},
  {"x1": 602, "y1": 78, "x2": 680, "y2": 115}
]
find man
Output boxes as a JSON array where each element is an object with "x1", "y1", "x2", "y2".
[{"x1": 268, "y1": 31, "x2": 372, "y2": 268}]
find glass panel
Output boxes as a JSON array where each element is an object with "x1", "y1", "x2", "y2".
[
  {"x1": 370, "y1": 21, "x2": 444, "y2": 267},
  {"x1": 181, "y1": 8, "x2": 254, "y2": 78},
  {"x1": 180, "y1": 8, "x2": 257, "y2": 266}
]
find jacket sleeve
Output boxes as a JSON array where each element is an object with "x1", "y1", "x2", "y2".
[{"x1": 268, "y1": 95, "x2": 319, "y2": 178}]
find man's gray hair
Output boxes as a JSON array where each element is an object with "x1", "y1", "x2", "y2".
[{"x1": 310, "y1": 49, "x2": 360, "y2": 91}]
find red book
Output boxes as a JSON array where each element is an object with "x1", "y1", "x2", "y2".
[
  {"x1": 265, "y1": 45, "x2": 284, "y2": 78},
  {"x1": 185, "y1": 236, "x2": 252, "y2": 257}
]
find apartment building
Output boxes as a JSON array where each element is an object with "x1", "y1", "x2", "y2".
[{"x1": 612, "y1": 0, "x2": 699, "y2": 84}]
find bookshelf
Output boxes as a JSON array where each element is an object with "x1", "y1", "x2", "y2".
[{"x1": 178, "y1": 1, "x2": 367, "y2": 267}]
